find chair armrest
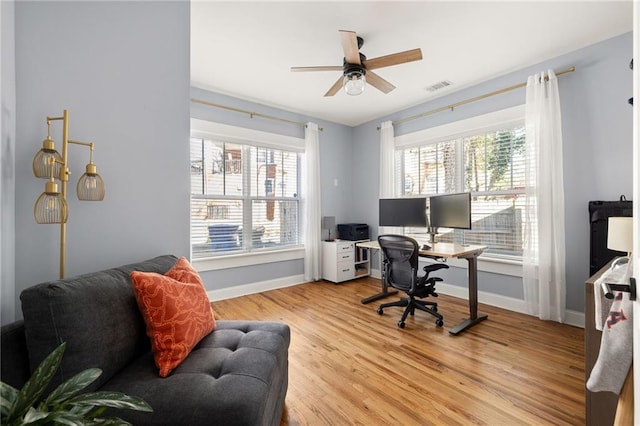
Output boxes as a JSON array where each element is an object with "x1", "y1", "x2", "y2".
[{"x1": 423, "y1": 263, "x2": 449, "y2": 277}]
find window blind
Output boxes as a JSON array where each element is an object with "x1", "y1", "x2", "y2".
[
  {"x1": 190, "y1": 137, "x2": 300, "y2": 259},
  {"x1": 398, "y1": 124, "x2": 526, "y2": 258}
]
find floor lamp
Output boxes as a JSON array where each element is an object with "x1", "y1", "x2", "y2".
[{"x1": 32, "y1": 109, "x2": 106, "y2": 279}]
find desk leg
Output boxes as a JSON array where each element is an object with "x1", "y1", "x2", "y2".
[
  {"x1": 449, "y1": 254, "x2": 488, "y2": 335},
  {"x1": 361, "y1": 247, "x2": 398, "y2": 304}
]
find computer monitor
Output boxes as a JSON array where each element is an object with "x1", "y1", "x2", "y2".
[
  {"x1": 379, "y1": 197, "x2": 428, "y2": 227},
  {"x1": 429, "y1": 192, "x2": 472, "y2": 230}
]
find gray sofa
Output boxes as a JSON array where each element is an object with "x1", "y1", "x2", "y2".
[{"x1": 0, "y1": 255, "x2": 290, "y2": 425}]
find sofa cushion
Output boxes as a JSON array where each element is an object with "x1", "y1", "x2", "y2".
[
  {"x1": 130, "y1": 257, "x2": 216, "y2": 377},
  {"x1": 101, "y1": 321, "x2": 290, "y2": 426},
  {"x1": 20, "y1": 255, "x2": 178, "y2": 390}
]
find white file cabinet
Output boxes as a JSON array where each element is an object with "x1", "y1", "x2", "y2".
[{"x1": 322, "y1": 240, "x2": 370, "y2": 283}]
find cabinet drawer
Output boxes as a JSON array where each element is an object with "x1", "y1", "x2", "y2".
[
  {"x1": 336, "y1": 250, "x2": 353, "y2": 262},
  {"x1": 336, "y1": 262, "x2": 355, "y2": 281},
  {"x1": 337, "y1": 242, "x2": 355, "y2": 254}
]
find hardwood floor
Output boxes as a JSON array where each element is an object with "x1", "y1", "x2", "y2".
[{"x1": 212, "y1": 277, "x2": 585, "y2": 426}]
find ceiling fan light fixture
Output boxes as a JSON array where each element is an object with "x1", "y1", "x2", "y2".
[
  {"x1": 292, "y1": 30, "x2": 422, "y2": 97},
  {"x1": 343, "y1": 70, "x2": 366, "y2": 96}
]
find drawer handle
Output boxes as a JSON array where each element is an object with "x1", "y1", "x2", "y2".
[{"x1": 341, "y1": 269, "x2": 350, "y2": 272}]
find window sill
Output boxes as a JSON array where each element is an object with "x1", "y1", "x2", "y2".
[
  {"x1": 192, "y1": 246, "x2": 305, "y2": 272},
  {"x1": 420, "y1": 254, "x2": 522, "y2": 277}
]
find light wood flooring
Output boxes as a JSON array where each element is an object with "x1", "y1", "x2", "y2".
[{"x1": 211, "y1": 277, "x2": 585, "y2": 426}]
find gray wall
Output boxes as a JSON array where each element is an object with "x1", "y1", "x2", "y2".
[
  {"x1": 352, "y1": 32, "x2": 633, "y2": 313},
  {"x1": 10, "y1": 1, "x2": 190, "y2": 322},
  {"x1": 190, "y1": 87, "x2": 354, "y2": 289},
  {"x1": 1, "y1": 0, "x2": 17, "y2": 324}
]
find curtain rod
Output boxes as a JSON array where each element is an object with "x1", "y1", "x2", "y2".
[
  {"x1": 380, "y1": 66, "x2": 575, "y2": 129},
  {"x1": 190, "y1": 98, "x2": 323, "y2": 131}
]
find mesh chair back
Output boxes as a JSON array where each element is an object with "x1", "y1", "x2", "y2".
[{"x1": 377, "y1": 235, "x2": 420, "y2": 292}]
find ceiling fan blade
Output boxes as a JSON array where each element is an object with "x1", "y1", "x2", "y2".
[
  {"x1": 366, "y1": 71, "x2": 396, "y2": 94},
  {"x1": 324, "y1": 77, "x2": 344, "y2": 97},
  {"x1": 291, "y1": 66, "x2": 343, "y2": 72},
  {"x1": 363, "y1": 48, "x2": 423, "y2": 70},
  {"x1": 339, "y1": 30, "x2": 361, "y2": 65}
]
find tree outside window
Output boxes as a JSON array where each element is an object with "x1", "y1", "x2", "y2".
[{"x1": 399, "y1": 125, "x2": 526, "y2": 257}]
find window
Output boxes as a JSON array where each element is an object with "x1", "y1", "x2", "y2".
[
  {"x1": 396, "y1": 106, "x2": 527, "y2": 259},
  {"x1": 190, "y1": 123, "x2": 302, "y2": 260}
]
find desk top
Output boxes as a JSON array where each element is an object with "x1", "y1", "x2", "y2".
[{"x1": 356, "y1": 240, "x2": 486, "y2": 259}]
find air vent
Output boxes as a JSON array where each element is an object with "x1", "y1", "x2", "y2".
[{"x1": 425, "y1": 80, "x2": 453, "y2": 92}]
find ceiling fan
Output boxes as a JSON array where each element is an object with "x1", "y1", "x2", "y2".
[{"x1": 291, "y1": 30, "x2": 423, "y2": 97}]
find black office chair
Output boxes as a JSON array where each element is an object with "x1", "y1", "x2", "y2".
[{"x1": 376, "y1": 234, "x2": 449, "y2": 329}]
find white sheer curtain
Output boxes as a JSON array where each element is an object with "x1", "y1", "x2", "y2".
[
  {"x1": 379, "y1": 121, "x2": 395, "y2": 198},
  {"x1": 302, "y1": 122, "x2": 322, "y2": 281},
  {"x1": 379, "y1": 121, "x2": 397, "y2": 235},
  {"x1": 523, "y1": 70, "x2": 566, "y2": 322}
]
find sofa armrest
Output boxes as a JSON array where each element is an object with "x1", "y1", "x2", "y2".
[{"x1": 1, "y1": 320, "x2": 31, "y2": 388}]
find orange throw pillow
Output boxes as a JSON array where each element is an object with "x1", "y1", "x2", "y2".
[{"x1": 131, "y1": 257, "x2": 215, "y2": 377}]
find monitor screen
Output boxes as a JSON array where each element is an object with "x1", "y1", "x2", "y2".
[
  {"x1": 379, "y1": 197, "x2": 428, "y2": 227},
  {"x1": 429, "y1": 192, "x2": 472, "y2": 230}
]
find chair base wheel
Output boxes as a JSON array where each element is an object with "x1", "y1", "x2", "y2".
[
  {"x1": 376, "y1": 307, "x2": 384, "y2": 315},
  {"x1": 397, "y1": 321, "x2": 405, "y2": 328},
  {"x1": 436, "y1": 319, "x2": 444, "y2": 327}
]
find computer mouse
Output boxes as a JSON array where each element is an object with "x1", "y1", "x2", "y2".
[{"x1": 421, "y1": 244, "x2": 431, "y2": 250}]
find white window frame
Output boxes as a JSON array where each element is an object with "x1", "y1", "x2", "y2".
[
  {"x1": 190, "y1": 119, "x2": 305, "y2": 272},
  {"x1": 395, "y1": 105, "x2": 526, "y2": 277}
]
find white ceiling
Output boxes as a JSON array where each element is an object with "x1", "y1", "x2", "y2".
[{"x1": 191, "y1": 1, "x2": 633, "y2": 127}]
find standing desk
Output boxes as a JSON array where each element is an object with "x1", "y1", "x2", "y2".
[{"x1": 356, "y1": 240, "x2": 487, "y2": 335}]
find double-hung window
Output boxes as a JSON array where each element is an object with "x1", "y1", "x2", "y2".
[
  {"x1": 190, "y1": 120, "x2": 303, "y2": 260},
  {"x1": 396, "y1": 106, "x2": 527, "y2": 259}
]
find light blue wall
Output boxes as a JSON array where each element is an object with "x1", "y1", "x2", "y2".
[
  {"x1": 6, "y1": 3, "x2": 630, "y2": 322},
  {"x1": 10, "y1": 1, "x2": 190, "y2": 322},
  {"x1": 352, "y1": 33, "x2": 633, "y2": 312},
  {"x1": 1, "y1": 0, "x2": 17, "y2": 324},
  {"x1": 190, "y1": 87, "x2": 354, "y2": 289},
  {"x1": 191, "y1": 34, "x2": 632, "y2": 311}
]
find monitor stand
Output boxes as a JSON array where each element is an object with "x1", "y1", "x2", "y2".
[{"x1": 428, "y1": 227, "x2": 438, "y2": 245}]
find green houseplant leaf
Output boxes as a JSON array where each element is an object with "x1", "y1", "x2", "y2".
[
  {"x1": 1, "y1": 342, "x2": 153, "y2": 426},
  {"x1": 67, "y1": 392, "x2": 152, "y2": 413},
  {"x1": 42, "y1": 368, "x2": 101, "y2": 409},
  {"x1": 1, "y1": 382, "x2": 19, "y2": 418},
  {"x1": 5, "y1": 341, "x2": 66, "y2": 423}
]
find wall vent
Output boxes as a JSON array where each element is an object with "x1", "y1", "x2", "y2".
[{"x1": 425, "y1": 80, "x2": 453, "y2": 92}]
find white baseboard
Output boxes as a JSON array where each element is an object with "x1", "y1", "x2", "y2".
[
  {"x1": 376, "y1": 267, "x2": 584, "y2": 327},
  {"x1": 207, "y1": 273, "x2": 585, "y2": 329},
  {"x1": 437, "y1": 282, "x2": 585, "y2": 328},
  {"x1": 207, "y1": 274, "x2": 305, "y2": 301},
  {"x1": 563, "y1": 310, "x2": 585, "y2": 328}
]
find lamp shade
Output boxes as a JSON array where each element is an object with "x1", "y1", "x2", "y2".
[
  {"x1": 77, "y1": 162, "x2": 105, "y2": 201},
  {"x1": 322, "y1": 216, "x2": 335, "y2": 230},
  {"x1": 32, "y1": 137, "x2": 62, "y2": 179},
  {"x1": 34, "y1": 180, "x2": 68, "y2": 224},
  {"x1": 343, "y1": 71, "x2": 366, "y2": 96},
  {"x1": 607, "y1": 216, "x2": 633, "y2": 253}
]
